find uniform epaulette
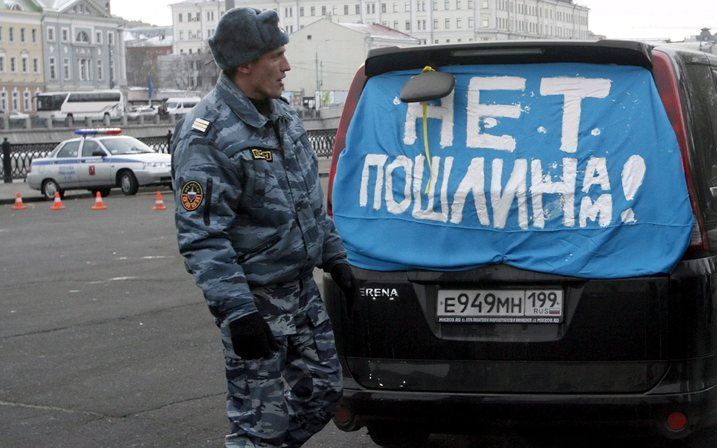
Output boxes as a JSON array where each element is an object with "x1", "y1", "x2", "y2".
[{"x1": 192, "y1": 118, "x2": 211, "y2": 134}]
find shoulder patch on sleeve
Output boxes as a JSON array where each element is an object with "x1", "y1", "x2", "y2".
[
  {"x1": 180, "y1": 180, "x2": 204, "y2": 211},
  {"x1": 191, "y1": 118, "x2": 211, "y2": 134}
]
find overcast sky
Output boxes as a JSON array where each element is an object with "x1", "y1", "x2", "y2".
[{"x1": 112, "y1": 0, "x2": 717, "y2": 42}]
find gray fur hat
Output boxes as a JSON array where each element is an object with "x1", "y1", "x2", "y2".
[{"x1": 208, "y1": 8, "x2": 289, "y2": 70}]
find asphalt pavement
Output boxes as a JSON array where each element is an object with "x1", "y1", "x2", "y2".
[{"x1": 2, "y1": 161, "x2": 710, "y2": 448}]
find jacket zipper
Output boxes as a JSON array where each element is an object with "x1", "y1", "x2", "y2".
[
  {"x1": 203, "y1": 178, "x2": 213, "y2": 225},
  {"x1": 237, "y1": 234, "x2": 282, "y2": 263}
]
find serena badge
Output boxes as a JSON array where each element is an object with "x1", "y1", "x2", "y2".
[{"x1": 180, "y1": 180, "x2": 204, "y2": 211}]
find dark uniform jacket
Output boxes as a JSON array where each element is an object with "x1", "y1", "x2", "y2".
[{"x1": 173, "y1": 74, "x2": 347, "y2": 326}]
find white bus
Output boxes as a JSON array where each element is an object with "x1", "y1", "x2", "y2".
[{"x1": 36, "y1": 90, "x2": 125, "y2": 125}]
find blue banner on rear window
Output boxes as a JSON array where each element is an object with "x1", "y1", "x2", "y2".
[{"x1": 332, "y1": 63, "x2": 694, "y2": 278}]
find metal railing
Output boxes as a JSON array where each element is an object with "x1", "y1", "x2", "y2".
[{"x1": 1, "y1": 130, "x2": 336, "y2": 180}]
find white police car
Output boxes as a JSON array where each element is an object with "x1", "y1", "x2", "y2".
[{"x1": 27, "y1": 128, "x2": 172, "y2": 200}]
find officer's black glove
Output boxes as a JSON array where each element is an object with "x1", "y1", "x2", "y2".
[
  {"x1": 228, "y1": 313, "x2": 279, "y2": 359},
  {"x1": 330, "y1": 263, "x2": 358, "y2": 312}
]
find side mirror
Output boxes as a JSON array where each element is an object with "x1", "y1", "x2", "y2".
[
  {"x1": 92, "y1": 150, "x2": 106, "y2": 157},
  {"x1": 400, "y1": 70, "x2": 455, "y2": 103}
]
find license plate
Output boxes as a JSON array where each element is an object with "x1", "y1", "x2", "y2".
[{"x1": 437, "y1": 289, "x2": 564, "y2": 324}]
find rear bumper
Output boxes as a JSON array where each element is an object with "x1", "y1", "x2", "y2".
[{"x1": 340, "y1": 377, "x2": 717, "y2": 438}]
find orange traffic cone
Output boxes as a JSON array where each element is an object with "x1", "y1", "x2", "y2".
[
  {"x1": 91, "y1": 191, "x2": 107, "y2": 210},
  {"x1": 152, "y1": 191, "x2": 167, "y2": 211},
  {"x1": 50, "y1": 192, "x2": 65, "y2": 210},
  {"x1": 12, "y1": 193, "x2": 27, "y2": 210}
]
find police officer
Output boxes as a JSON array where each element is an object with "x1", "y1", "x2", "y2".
[{"x1": 172, "y1": 8, "x2": 357, "y2": 448}]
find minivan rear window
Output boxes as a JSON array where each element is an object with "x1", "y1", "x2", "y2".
[{"x1": 332, "y1": 63, "x2": 694, "y2": 278}]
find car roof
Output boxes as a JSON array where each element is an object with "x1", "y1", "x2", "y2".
[{"x1": 364, "y1": 39, "x2": 655, "y2": 77}]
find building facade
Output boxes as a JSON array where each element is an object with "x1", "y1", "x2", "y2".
[
  {"x1": 37, "y1": 0, "x2": 127, "y2": 92},
  {"x1": 171, "y1": 0, "x2": 590, "y2": 54},
  {"x1": 233, "y1": 0, "x2": 590, "y2": 44},
  {"x1": 0, "y1": 0, "x2": 44, "y2": 114},
  {"x1": 170, "y1": 0, "x2": 226, "y2": 55},
  {"x1": 124, "y1": 27, "x2": 172, "y2": 88},
  {"x1": 285, "y1": 19, "x2": 417, "y2": 96}
]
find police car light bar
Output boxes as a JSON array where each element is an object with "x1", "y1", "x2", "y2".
[{"x1": 74, "y1": 128, "x2": 123, "y2": 136}]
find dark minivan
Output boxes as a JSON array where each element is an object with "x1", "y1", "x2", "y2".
[{"x1": 323, "y1": 40, "x2": 717, "y2": 446}]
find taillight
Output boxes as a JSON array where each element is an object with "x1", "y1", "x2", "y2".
[
  {"x1": 327, "y1": 65, "x2": 368, "y2": 216},
  {"x1": 652, "y1": 51, "x2": 708, "y2": 254}
]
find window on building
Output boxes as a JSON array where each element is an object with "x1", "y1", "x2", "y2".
[
  {"x1": 9, "y1": 27, "x2": 14, "y2": 42},
  {"x1": 79, "y1": 59, "x2": 89, "y2": 81},
  {"x1": 24, "y1": 90, "x2": 30, "y2": 110},
  {"x1": 381, "y1": 2, "x2": 386, "y2": 13},
  {"x1": 178, "y1": 13, "x2": 183, "y2": 22},
  {"x1": 31, "y1": 28, "x2": 37, "y2": 42},
  {"x1": 10, "y1": 57, "x2": 15, "y2": 72},
  {"x1": 189, "y1": 48, "x2": 192, "y2": 54},
  {"x1": 310, "y1": 6, "x2": 315, "y2": 16},
  {"x1": 405, "y1": 20, "x2": 411, "y2": 31},
  {"x1": 49, "y1": 57, "x2": 55, "y2": 79},
  {"x1": 404, "y1": 2, "x2": 409, "y2": 11},
  {"x1": 444, "y1": 0, "x2": 450, "y2": 9},
  {"x1": 445, "y1": 18, "x2": 450, "y2": 28},
  {"x1": 456, "y1": 0, "x2": 462, "y2": 9},
  {"x1": 299, "y1": 6, "x2": 304, "y2": 15},
  {"x1": 468, "y1": 0, "x2": 473, "y2": 8},
  {"x1": 108, "y1": 31, "x2": 114, "y2": 45},
  {"x1": 393, "y1": 2, "x2": 398, "y2": 12},
  {"x1": 32, "y1": 58, "x2": 38, "y2": 73},
  {"x1": 97, "y1": 60, "x2": 103, "y2": 80},
  {"x1": 457, "y1": 18, "x2": 462, "y2": 28},
  {"x1": 21, "y1": 56, "x2": 27, "y2": 72},
  {"x1": 0, "y1": 56, "x2": 3, "y2": 72},
  {"x1": 434, "y1": 18, "x2": 438, "y2": 29},
  {"x1": 482, "y1": 17, "x2": 488, "y2": 27},
  {"x1": 322, "y1": 5, "x2": 326, "y2": 15},
  {"x1": 468, "y1": 17, "x2": 474, "y2": 27},
  {"x1": 394, "y1": 20, "x2": 398, "y2": 29},
  {"x1": 20, "y1": 28, "x2": 25, "y2": 42},
  {"x1": 47, "y1": 27, "x2": 54, "y2": 41},
  {"x1": 196, "y1": 12, "x2": 200, "y2": 21},
  {"x1": 0, "y1": 91, "x2": 6, "y2": 111},
  {"x1": 344, "y1": 4, "x2": 349, "y2": 14},
  {"x1": 12, "y1": 90, "x2": 19, "y2": 110},
  {"x1": 63, "y1": 58, "x2": 70, "y2": 79},
  {"x1": 0, "y1": 26, "x2": 3, "y2": 42},
  {"x1": 179, "y1": 31, "x2": 183, "y2": 40},
  {"x1": 355, "y1": 4, "x2": 360, "y2": 14},
  {"x1": 76, "y1": 31, "x2": 89, "y2": 43}
]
